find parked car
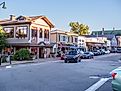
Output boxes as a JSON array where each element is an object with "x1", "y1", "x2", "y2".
[
  {"x1": 99, "y1": 49, "x2": 105, "y2": 55},
  {"x1": 89, "y1": 51, "x2": 94, "y2": 56},
  {"x1": 64, "y1": 50, "x2": 81, "y2": 63},
  {"x1": 111, "y1": 67, "x2": 121, "y2": 91},
  {"x1": 110, "y1": 48, "x2": 117, "y2": 53},
  {"x1": 82, "y1": 52, "x2": 94, "y2": 59},
  {"x1": 117, "y1": 48, "x2": 121, "y2": 53},
  {"x1": 92, "y1": 50, "x2": 100, "y2": 56},
  {"x1": 104, "y1": 50, "x2": 110, "y2": 54}
]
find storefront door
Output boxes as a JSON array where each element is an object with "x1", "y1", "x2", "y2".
[{"x1": 39, "y1": 48, "x2": 44, "y2": 58}]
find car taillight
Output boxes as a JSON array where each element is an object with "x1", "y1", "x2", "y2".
[{"x1": 112, "y1": 73, "x2": 117, "y2": 79}]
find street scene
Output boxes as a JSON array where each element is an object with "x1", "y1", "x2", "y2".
[
  {"x1": 0, "y1": 53, "x2": 121, "y2": 91},
  {"x1": 0, "y1": 0, "x2": 121, "y2": 91}
]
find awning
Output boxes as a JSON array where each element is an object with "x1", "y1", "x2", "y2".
[{"x1": 9, "y1": 43, "x2": 53, "y2": 48}]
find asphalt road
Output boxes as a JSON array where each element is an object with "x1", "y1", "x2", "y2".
[{"x1": 0, "y1": 53, "x2": 121, "y2": 91}]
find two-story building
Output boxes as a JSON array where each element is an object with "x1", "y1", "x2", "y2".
[
  {"x1": 0, "y1": 15, "x2": 54, "y2": 59},
  {"x1": 91, "y1": 28, "x2": 119, "y2": 49},
  {"x1": 84, "y1": 35, "x2": 108, "y2": 51},
  {"x1": 50, "y1": 30, "x2": 78, "y2": 54}
]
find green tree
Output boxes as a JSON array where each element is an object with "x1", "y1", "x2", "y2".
[
  {"x1": 69, "y1": 22, "x2": 90, "y2": 35},
  {"x1": 0, "y1": 26, "x2": 7, "y2": 53}
]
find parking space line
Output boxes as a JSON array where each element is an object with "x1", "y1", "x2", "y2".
[{"x1": 85, "y1": 78, "x2": 110, "y2": 91}]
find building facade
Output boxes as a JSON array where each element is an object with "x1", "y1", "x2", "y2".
[
  {"x1": 50, "y1": 30, "x2": 78, "y2": 54},
  {"x1": 0, "y1": 15, "x2": 54, "y2": 59}
]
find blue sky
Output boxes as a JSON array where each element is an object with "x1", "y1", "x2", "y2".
[{"x1": 0, "y1": 0, "x2": 121, "y2": 31}]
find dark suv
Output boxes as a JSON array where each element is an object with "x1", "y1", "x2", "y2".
[{"x1": 64, "y1": 51, "x2": 81, "y2": 63}]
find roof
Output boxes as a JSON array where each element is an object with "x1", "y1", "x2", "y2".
[
  {"x1": 92, "y1": 29, "x2": 121, "y2": 35},
  {"x1": 66, "y1": 32, "x2": 78, "y2": 36},
  {"x1": 51, "y1": 30, "x2": 66, "y2": 34},
  {"x1": 103, "y1": 34, "x2": 115, "y2": 40},
  {"x1": 0, "y1": 15, "x2": 54, "y2": 28},
  {"x1": 51, "y1": 30, "x2": 78, "y2": 36}
]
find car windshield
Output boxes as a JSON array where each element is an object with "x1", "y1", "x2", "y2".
[{"x1": 67, "y1": 51, "x2": 77, "y2": 55}]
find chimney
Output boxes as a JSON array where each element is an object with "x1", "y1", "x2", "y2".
[
  {"x1": 10, "y1": 15, "x2": 16, "y2": 21},
  {"x1": 102, "y1": 28, "x2": 104, "y2": 35}
]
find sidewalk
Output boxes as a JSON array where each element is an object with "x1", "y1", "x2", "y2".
[{"x1": 0, "y1": 57, "x2": 61, "y2": 67}]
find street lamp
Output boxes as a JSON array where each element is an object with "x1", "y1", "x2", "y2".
[{"x1": 0, "y1": 2, "x2": 7, "y2": 9}]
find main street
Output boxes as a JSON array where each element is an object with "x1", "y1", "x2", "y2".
[{"x1": 0, "y1": 53, "x2": 121, "y2": 91}]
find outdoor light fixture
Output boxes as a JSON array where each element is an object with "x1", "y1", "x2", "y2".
[{"x1": 0, "y1": 2, "x2": 7, "y2": 9}]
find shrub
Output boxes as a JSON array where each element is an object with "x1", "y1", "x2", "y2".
[{"x1": 13, "y1": 48, "x2": 30, "y2": 61}]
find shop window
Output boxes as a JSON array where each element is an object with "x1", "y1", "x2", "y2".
[
  {"x1": 16, "y1": 26, "x2": 28, "y2": 39},
  {"x1": 4, "y1": 27, "x2": 14, "y2": 38}
]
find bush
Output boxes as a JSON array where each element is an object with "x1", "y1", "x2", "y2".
[{"x1": 13, "y1": 48, "x2": 30, "y2": 61}]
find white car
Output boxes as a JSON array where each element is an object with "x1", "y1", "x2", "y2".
[{"x1": 105, "y1": 50, "x2": 110, "y2": 54}]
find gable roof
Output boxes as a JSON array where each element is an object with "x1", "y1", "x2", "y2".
[
  {"x1": 0, "y1": 15, "x2": 54, "y2": 28},
  {"x1": 92, "y1": 30, "x2": 121, "y2": 35}
]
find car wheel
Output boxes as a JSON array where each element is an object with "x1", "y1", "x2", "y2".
[
  {"x1": 64, "y1": 60, "x2": 67, "y2": 63},
  {"x1": 74, "y1": 58, "x2": 78, "y2": 63},
  {"x1": 79, "y1": 57, "x2": 81, "y2": 62}
]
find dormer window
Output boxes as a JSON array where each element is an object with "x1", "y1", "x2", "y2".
[{"x1": 16, "y1": 16, "x2": 26, "y2": 21}]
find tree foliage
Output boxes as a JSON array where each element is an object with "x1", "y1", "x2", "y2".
[
  {"x1": 0, "y1": 26, "x2": 7, "y2": 53},
  {"x1": 13, "y1": 48, "x2": 30, "y2": 61},
  {"x1": 69, "y1": 22, "x2": 90, "y2": 35}
]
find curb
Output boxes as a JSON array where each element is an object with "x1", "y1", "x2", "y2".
[{"x1": 0, "y1": 58, "x2": 60, "y2": 68}]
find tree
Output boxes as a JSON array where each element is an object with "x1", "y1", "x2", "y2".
[
  {"x1": 69, "y1": 22, "x2": 90, "y2": 35},
  {"x1": 0, "y1": 26, "x2": 7, "y2": 52},
  {"x1": 0, "y1": 26, "x2": 7, "y2": 65}
]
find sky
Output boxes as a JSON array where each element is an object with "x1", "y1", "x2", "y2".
[{"x1": 0, "y1": 0, "x2": 121, "y2": 31}]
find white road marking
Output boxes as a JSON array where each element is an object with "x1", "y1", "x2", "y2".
[
  {"x1": 89, "y1": 76, "x2": 100, "y2": 79},
  {"x1": 6, "y1": 65, "x2": 12, "y2": 69},
  {"x1": 85, "y1": 78, "x2": 110, "y2": 91}
]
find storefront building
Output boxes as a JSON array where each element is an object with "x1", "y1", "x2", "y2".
[
  {"x1": 0, "y1": 15, "x2": 54, "y2": 59},
  {"x1": 50, "y1": 30, "x2": 78, "y2": 55}
]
